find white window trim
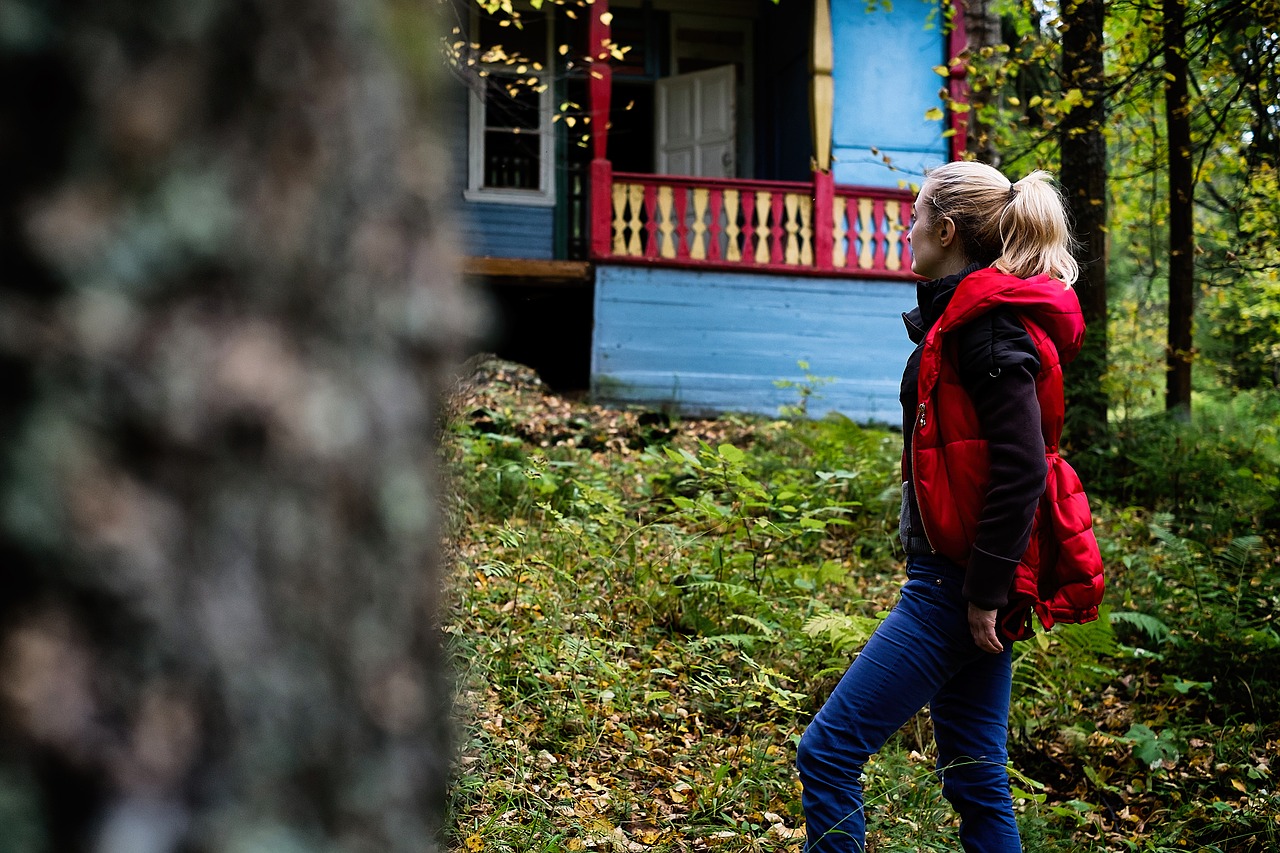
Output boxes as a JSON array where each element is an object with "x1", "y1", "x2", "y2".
[{"x1": 465, "y1": 9, "x2": 556, "y2": 207}]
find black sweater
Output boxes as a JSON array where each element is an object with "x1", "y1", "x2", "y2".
[{"x1": 899, "y1": 267, "x2": 1049, "y2": 610}]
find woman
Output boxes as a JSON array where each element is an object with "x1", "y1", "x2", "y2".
[{"x1": 796, "y1": 161, "x2": 1105, "y2": 852}]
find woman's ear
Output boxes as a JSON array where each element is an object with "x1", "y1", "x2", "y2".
[{"x1": 938, "y1": 215, "x2": 957, "y2": 248}]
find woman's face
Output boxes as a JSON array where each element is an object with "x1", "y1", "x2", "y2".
[{"x1": 907, "y1": 180, "x2": 947, "y2": 280}]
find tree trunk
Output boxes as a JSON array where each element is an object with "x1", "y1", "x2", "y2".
[
  {"x1": 1059, "y1": 0, "x2": 1110, "y2": 444},
  {"x1": 962, "y1": 0, "x2": 1004, "y2": 164},
  {"x1": 0, "y1": 1, "x2": 469, "y2": 849},
  {"x1": 1164, "y1": 0, "x2": 1195, "y2": 419}
]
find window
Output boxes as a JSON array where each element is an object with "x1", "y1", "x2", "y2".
[{"x1": 466, "y1": 10, "x2": 554, "y2": 206}]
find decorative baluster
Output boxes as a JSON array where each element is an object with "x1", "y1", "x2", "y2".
[
  {"x1": 872, "y1": 198, "x2": 888, "y2": 270},
  {"x1": 611, "y1": 182, "x2": 629, "y2": 256},
  {"x1": 672, "y1": 187, "x2": 688, "y2": 259},
  {"x1": 741, "y1": 190, "x2": 755, "y2": 264},
  {"x1": 885, "y1": 200, "x2": 903, "y2": 271},
  {"x1": 784, "y1": 193, "x2": 801, "y2": 265},
  {"x1": 832, "y1": 195, "x2": 848, "y2": 268},
  {"x1": 798, "y1": 193, "x2": 814, "y2": 266},
  {"x1": 643, "y1": 183, "x2": 659, "y2": 258},
  {"x1": 770, "y1": 192, "x2": 785, "y2": 264},
  {"x1": 708, "y1": 189, "x2": 723, "y2": 261},
  {"x1": 724, "y1": 189, "x2": 742, "y2": 262},
  {"x1": 857, "y1": 197, "x2": 875, "y2": 269},
  {"x1": 657, "y1": 185, "x2": 676, "y2": 259},
  {"x1": 626, "y1": 183, "x2": 645, "y2": 256},
  {"x1": 690, "y1": 188, "x2": 710, "y2": 260},
  {"x1": 754, "y1": 191, "x2": 772, "y2": 264}
]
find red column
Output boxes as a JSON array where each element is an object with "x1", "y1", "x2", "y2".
[
  {"x1": 813, "y1": 171, "x2": 835, "y2": 271},
  {"x1": 588, "y1": 0, "x2": 614, "y2": 258},
  {"x1": 946, "y1": 0, "x2": 970, "y2": 161}
]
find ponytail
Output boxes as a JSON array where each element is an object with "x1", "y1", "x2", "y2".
[{"x1": 924, "y1": 162, "x2": 1079, "y2": 286}]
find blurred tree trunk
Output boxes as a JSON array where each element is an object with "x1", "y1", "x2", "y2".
[
  {"x1": 962, "y1": 0, "x2": 1004, "y2": 165},
  {"x1": 1060, "y1": 0, "x2": 1110, "y2": 444},
  {"x1": 0, "y1": 1, "x2": 471, "y2": 850}
]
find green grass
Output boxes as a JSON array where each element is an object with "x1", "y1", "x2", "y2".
[{"x1": 443, "y1": 360, "x2": 1280, "y2": 853}]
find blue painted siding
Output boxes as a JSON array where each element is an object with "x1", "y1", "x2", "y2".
[
  {"x1": 591, "y1": 265, "x2": 915, "y2": 424},
  {"x1": 458, "y1": 203, "x2": 555, "y2": 259},
  {"x1": 831, "y1": 0, "x2": 949, "y2": 188}
]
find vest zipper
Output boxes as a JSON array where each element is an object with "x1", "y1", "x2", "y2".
[{"x1": 909, "y1": 401, "x2": 938, "y2": 554}]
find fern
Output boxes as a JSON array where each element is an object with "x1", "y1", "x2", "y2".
[
  {"x1": 1052, "y1": 614, "x2": 1121, "y2": 658},
  {"x1": 801, "y1": 609, "x2": 883, "y2": 653},
  {"x1": 1110, "y1": 610, "x2": 1172, "y2": 644},
  {"x1": 1220, "y1": 534, "x2": 1264, "y2": 571},
  {"x1": 725, "y1": 613, "x2": 779, "y2": 637},
  {"x1": 688, "y1": 633, "x2": 761, "y2": 652}
]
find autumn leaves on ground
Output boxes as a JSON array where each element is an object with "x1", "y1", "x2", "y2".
[{"x1": 443, "y1": 358, "x2": 1280, "y2": 853}]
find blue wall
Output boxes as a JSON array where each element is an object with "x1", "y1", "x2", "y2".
[
  {"x1": 592, "y1": 265, "x2": 914, "y2": 424},
  {"x1": 831, "y1": 0, "x2": 949, "y2": 188},
  {"x1": 458, "y1": 203, "x2": 555, "y2": 259}
]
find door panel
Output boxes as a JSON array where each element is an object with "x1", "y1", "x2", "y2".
[{"x1": 656, "y1": 64, "x2": 736, "y2": 178}]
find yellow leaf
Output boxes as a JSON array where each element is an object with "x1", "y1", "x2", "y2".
[
  {"x1": 464, "y1": 834, "x2": 484, "y2": 852},
  {"x1": 669, "y1": 788, "x2": 687, "y2": 803},
  {"x1": 932, "y1": 64, "x2": 949, "y2": 77},
  {"x1": 924, "y1": 107, "x2": 945, "y2": 121},
  {"x1": 1232, "y1": 778, "x2": 1248, "y2": 792}
]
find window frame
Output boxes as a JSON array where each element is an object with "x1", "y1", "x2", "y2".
[{"x1": 464, "y1": 8, "x2": 556, "y2": 207}]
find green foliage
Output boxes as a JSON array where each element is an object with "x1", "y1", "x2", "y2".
[
  {"x1": 446, "y1": 363, "x2": 1280, "y2": 852},
  {"x1": 773, "y1": 360, "x2": 836, "y2": 419},
  {"x1": 1076, "y1": 392, "x2": 1280, "y2": 532}
]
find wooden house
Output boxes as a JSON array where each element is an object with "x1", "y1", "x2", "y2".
[{"x1": 451, "y1": 0, "x2": 968, "y2": 422}]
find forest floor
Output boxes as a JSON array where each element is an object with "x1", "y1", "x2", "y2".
[{"x1": 442, "y1": 357, "x2": 1280, "y2": 853}]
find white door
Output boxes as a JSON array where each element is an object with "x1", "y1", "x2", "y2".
[{"x1": 655, "y1": 64, "x2": 736, "y2": 178}]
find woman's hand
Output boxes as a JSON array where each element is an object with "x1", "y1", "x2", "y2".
[{"x1": 968, "y1": 604, "x2": 1003, "y2": 653}]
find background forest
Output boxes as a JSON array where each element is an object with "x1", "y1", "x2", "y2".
[{"x1": 446, "y1": 0, "x2": 1280, "y2": 851}]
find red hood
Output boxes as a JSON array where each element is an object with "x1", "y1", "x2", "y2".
[{"x1": 936, "y1": 268, "x2": 1086, "y2": 363}]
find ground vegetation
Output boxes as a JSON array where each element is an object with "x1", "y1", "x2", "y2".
[{"x1": 444, "y1": 357, "x2": 1280, "y2": 853}]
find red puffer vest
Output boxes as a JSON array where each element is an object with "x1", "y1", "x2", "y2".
[{"x1": 911, "y1": 268, "x2": 1104, "y2": 640}]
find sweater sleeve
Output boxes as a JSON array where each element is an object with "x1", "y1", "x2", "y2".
[{"x1": 956, "y1": 309, "x2": 1047, "y2": 611}]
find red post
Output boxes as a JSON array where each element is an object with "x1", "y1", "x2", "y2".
[
  {"x1": 813, "y1": 170, "x2": 835, "y2": 271},
  {"x1": 588, "y1": 0, "x2": 614, "y2": 258},
  {"x1": 946, "y1": 0, "x2": 970, "y2": 161}
]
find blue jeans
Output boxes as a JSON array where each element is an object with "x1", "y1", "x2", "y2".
[{"x1": 796, "y1": 555, "x2": 1021, "y2": 852}]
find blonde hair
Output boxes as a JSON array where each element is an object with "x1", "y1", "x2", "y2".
[{"x1": 923, "y1": 161, "x2": 1079, "y2": 286}]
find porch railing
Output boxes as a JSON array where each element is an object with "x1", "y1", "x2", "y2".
[{"x1": 594, "y1": 171, "x2": 915, "y2": 280}]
